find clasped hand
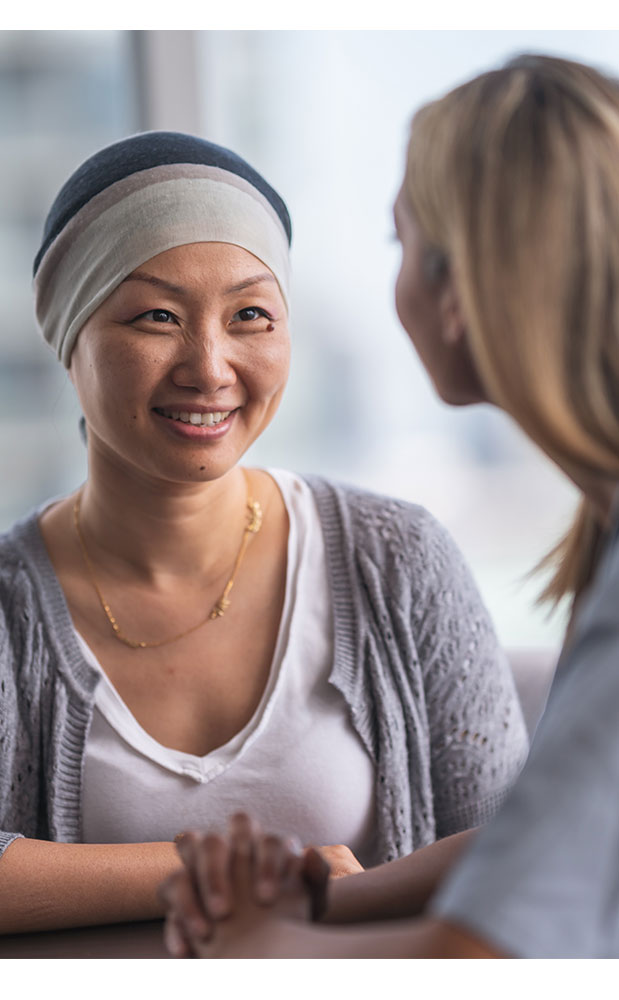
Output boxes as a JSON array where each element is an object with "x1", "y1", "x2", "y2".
[{"x1": 159, "y1": 813, "x2": 361, "y2": 957}]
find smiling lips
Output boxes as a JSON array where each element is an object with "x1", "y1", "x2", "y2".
[{"x1": 153, "y1": 407, "x2": 233, "y2": 427}]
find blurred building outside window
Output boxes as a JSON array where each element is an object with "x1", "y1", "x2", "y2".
[{"x1": 0, "y1": 29, "x2": 136, "y2": 527}]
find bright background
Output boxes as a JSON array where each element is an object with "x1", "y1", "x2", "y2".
[{"x1": 3, "y1": 29, "x2": 618, "y2": 652}]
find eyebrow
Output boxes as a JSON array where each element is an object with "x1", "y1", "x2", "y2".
[
  {"x1": 122, "y1": 270, "x2": 277, "y2": 296},
  {"x1": 224, "y1": 273, "x2": 277, "y2": 294},
  {"x1": 122, "y1": 272, "x2": 185, "y2": 296}
]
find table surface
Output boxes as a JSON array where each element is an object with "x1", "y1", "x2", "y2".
[{"x1": 0, "y1": 919, "x2": 169, "y2": 958}]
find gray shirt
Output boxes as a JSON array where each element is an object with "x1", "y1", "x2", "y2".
[
  {"x1": 432, "y1": 511, "x2": 619, "y2": 957},
  {"x1": 0, "y1": 475, "x2": 528, "y2": 863}
]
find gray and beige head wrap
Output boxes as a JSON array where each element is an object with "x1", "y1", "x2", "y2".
[{"x1": 33, "y1": 131, "x2": 292, "y2": 367}]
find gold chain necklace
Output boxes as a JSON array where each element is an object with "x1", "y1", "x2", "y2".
[{"x1": 73, "y1": 478, "x2": 263, "y2": 650}]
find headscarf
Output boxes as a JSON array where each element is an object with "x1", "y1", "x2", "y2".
[{"x1": 33, "y1": 131, "x2": 292, "y2": 367}]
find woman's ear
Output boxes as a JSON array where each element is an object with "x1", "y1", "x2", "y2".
[
  {"x1": 436, "y1": 277, "x2": 489, "y2": 405},
  {"x1": 439, "y1": 276, "x2": 467, "y2": 346}
]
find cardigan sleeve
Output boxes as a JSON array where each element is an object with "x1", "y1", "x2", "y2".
[
  {"x1": 405, "y1": 509, "x2": 529, "y2": 838},
  {"x1": 0, "y1": 550, "x2": 47, "y2": 855},
  {"x1": 0, "y1": 595, "x2": 29, "y2": 854},
  {"x1": 0, "y1": 832, "x2": 24, "y2": 858}
]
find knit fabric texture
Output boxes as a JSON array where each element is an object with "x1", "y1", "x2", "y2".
[
  {"x1": 0, "y1": 476, "x2": 528, "y2": 863},
  {"x1": 33, "y1": 132, "x2": 292, "y2": 367}
]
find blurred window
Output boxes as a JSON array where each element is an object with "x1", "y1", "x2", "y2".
[{"x1": 0, "y1": 30, "x2": 136, "y2": 525}]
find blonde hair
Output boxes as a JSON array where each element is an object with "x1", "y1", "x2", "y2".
[{"x1": 405, "y1": 54, "x2": 619, "y2": 607}]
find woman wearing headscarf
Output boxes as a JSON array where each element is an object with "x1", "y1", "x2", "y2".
[{"x1": 0, "y1": 133, "x2": 526, "y2": 933}]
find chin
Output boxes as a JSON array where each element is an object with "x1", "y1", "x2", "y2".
[
  {"x1": 440, "y1": 391, "x2": 486, "y2": 407},
  {"x1": 434, "y1": 377, "x2": 488, "y2": 407},
  {"x1": 146, "y1": 452, "x2": 241, "y2": 486}
]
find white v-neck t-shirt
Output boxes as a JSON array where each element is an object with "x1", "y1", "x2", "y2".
[{"x1": 80, "y1": 469, "x2": 377, "y2": 864}]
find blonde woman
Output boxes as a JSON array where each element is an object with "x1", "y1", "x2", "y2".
[{"x1": 161, "y1": 53, "x2": 619, "y2": 958}]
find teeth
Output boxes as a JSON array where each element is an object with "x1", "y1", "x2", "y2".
[{"x1": 157, "y1": 408, "x2": 231, "y2": 427}]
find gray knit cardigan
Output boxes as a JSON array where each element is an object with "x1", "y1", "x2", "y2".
[{"x1": 0, "y1": 475, "x2": 528, "y2": 865}]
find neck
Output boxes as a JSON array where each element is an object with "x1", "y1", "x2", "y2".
[{"x1": 78, "y1": 449, "x2": 249, "y2": 582}]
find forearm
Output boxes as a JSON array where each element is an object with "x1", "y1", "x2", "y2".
[
  {"x1": 324, "y1": 828, "x2": 477, "y2": 924},
  {"x1": 0, "y1": 837, "x2": 181, "y2": 934}
]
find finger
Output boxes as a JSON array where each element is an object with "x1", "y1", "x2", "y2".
[
  {"x1": 317, "y1": 843, "x2": 364, "y2": 877},
  {"x1": 174, "y1": 829, "x2": 202, "y2": 877},
  {"x1": 254, "y1": 834, "x2": 303, "y2": 904},
  {"x1": 303, "y1": 846, "x2": 331, "y2": 884},
  {"x1": 159, "y1": 867, "x2": 212, "y2": 941},
  {"x1": 228, "y1": 812, "x2": 260, "y2": 904},
  {"x1": 163, "y1": 913, "x2": 192, "y2": 958},
  {"x1": 302, "y1": 846, "x2": 331, "y2": 921},
  {"x1": 177, "y1": 830, "x2": 232, "y2": 919},
  {"x1": 173, "y1": 831, "x2": 203, "y2": 870},
  {"x1": 228, "y1": 811, "x2": 261, "y2": 850},
  {"x1": 280, "y1": 835, "x2": 305, "y2": 890},
  {"x1": 192, "y1": 832, "x2": 232, "y2": 919}
]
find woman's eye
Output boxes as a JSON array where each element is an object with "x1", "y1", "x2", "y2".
[
  {"x1": 135, "y1": 309, "x2": 176, "y2": 324},
  {"x1": 232, "y1": 307, "x2": 269, "y2": 322}
]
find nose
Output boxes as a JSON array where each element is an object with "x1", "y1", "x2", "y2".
[{"x1": 171, "y1": 329, "x2": 237, "y2": 394}]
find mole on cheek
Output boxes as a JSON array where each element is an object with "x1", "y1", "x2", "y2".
[{"x1": 199, "y1": 466, "x2": 205, "y2": 471}]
